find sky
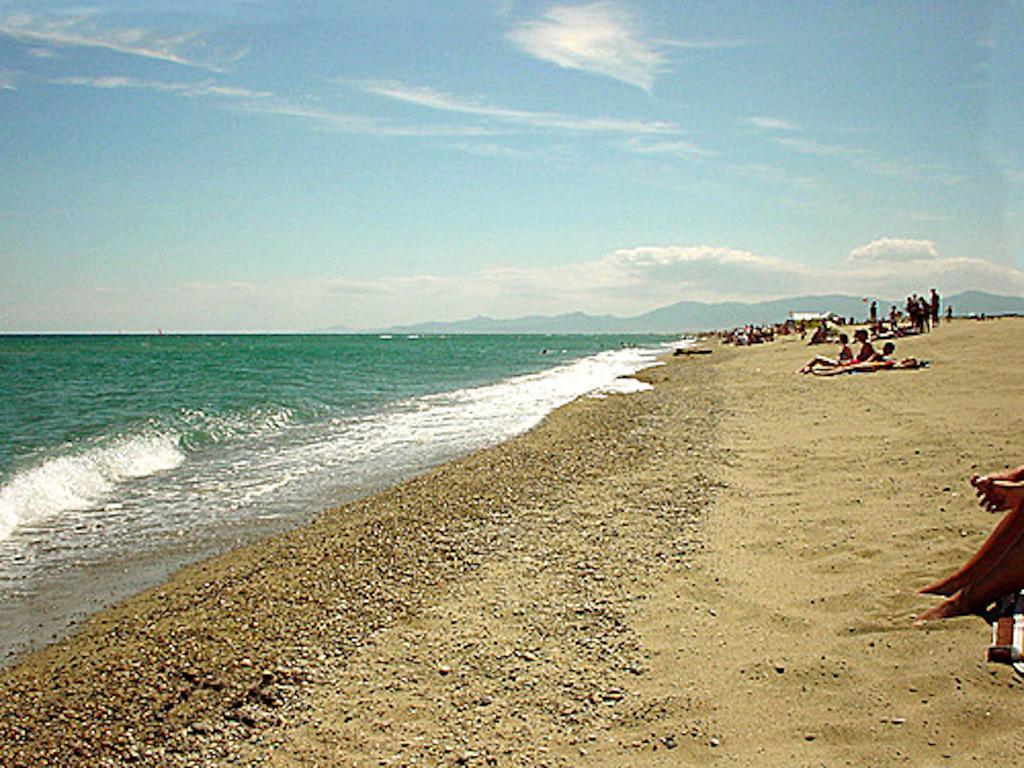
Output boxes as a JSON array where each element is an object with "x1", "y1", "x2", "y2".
[{"x1": 1, "y1": 0, "x2": 1022, "y2": 332}]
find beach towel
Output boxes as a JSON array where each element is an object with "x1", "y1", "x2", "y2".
[{"x1": 987, "y1": 590, "x2": 1024, "y2": 674}]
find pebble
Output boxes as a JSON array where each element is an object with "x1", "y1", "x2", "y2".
[{"x1": 189, "y1": 721, "x2": 214, "y2": 736}]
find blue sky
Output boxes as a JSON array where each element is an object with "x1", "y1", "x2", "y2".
[{"x1": 1, "y1": 1, "x2": 1021, "y2": 331}]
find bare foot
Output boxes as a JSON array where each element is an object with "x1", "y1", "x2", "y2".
[
  {"x1": 915, "y1": 592, "x2": 972, "y2": 623},
  {"x1": 973, "y1": 471, "x2": 1024, "y2": 512}
]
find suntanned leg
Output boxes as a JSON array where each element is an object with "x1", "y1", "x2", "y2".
[
  {"x1": 918, "y1": 473, "x2": 1024, "y2": 595},
  {"x1": 916, "y1": 535, "x2": 1024, "y2": 622},
  {"x1": 799, "y1": 356, "x2": 834, "y2": 374},
  {"x1": 917, "y1": 494, "x2": 1024, "y2": 622},
  {"x1": 918, "y1": 509, "x2": 1024, "y2": 596}
]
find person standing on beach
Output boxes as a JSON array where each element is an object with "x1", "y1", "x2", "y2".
[{"x1": 930, "y1": 288, "x2": 941, "y2": 326}]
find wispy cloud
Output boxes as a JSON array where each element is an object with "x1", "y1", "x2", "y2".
[
  {"x1": 448, "y1": 142, "x2": 537, "y2": 159},
  {"x1": 773, "y1": 134, "x2": 963, "y2": 186},
  {"x1": 624, "y1": 137, "x2": 713, "y2": 159},
  {"x1": 0, "y1": 11, "x2": 243, "y2": 70},
  {"x1": 0, "y1": 67, "x2": 17, "y2": 90},
  {"x1": 657, "y1": 37, "x2": 756, "y2": 50},
  {"x1": 748, "y1": 116, "x2": 800, "y2": 131},
  {"x1": 775, "y1": 136, "x2": 857, "y2": 157},
  {"x1": 49, "y1": 74, "x2": 498, "y2": 137},
  {"x1": 360, "y1": 80, "x2": 679, "y2": 135},
  {"x1": 237, "y1": 100, "x2": 502, "y2": 138},
  {"x1": 507, "y1": 2, "x2": 665, "y2": 91},
  {"x1": 51, "y1": 75, "x2": 271, "y2": 100}
]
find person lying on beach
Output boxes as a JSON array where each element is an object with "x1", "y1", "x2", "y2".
[
  {"x1": 809, "y1": 343, "x2": 930, "y2": 376},
  {"x1": 852, "y1": 329, "x2": 876, "y2": 362},
  {"x1": 917, "y1": 464, "x2": 1024, "y2": 623},
  {"x1": 799, "y1": 333, "x2": 853, "y2": 373},
  {"x1": 811, "y1": 357, "x2": 927, "y2": 376}
]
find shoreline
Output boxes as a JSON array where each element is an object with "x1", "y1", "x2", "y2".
[
  {"x1": 3, "y1": 317, "x2": 1022, "y2": 766},
  {"x1": 0, "y1": 349, "x2": 717, "y2": 766},
  {"x1": 0, "y1": 336, "x2": 674, "y2": 668}
]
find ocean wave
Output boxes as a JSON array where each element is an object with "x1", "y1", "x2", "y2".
[
  {"x1": 176, "y1": 404, "x2": 297, "y2": 451},
  {"x1": 0, "y1": 339, "x2": 675, "y2": 558},
  {"x1": 289, "y1": 344, "x2": 669, "y2": 478},
  {"x1": 0, "y1": 432, "x2": 185, "y2": 541}
]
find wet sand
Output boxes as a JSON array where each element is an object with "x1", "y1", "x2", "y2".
[{"x1": 1, "y1": 317, "x2": 1021, "y2": 766}]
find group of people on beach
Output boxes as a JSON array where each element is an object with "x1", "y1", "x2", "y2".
[
  {"x1": 867, "y1": 288, "x2": 945, "y2": 338},
  {"x1": 720, "y1": 324, "x2": 777, "y2": 346},
  {"x1": 798, "y1": 328, "x2": 925, "y2": 376},
  {"x1": 721, "y1": 316, "x2": 850, "y2": 347}
]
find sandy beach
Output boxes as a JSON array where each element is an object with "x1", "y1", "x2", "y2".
[{"x1": 1, "y1": 317, "x2": 1022, "y2": 766}]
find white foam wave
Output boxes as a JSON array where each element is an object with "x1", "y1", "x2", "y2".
[
  {"x1": 0, "y1": 433, "x2": 185, "y2": 541},
  {"x1": 284, "y1": 344, "x2": 667, "y2": 484},
  {"x1": 588, "y1": 376, "x2": 654, "y2": 398},
  {"x1": 178, "y1": 405, "x2": 295, "y2": 448},
  {"x1": 0, "y1": 341, "x2": 673, "y2": 570}
]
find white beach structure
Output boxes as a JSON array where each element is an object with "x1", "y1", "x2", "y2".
[{"x1": 788, "y1": 311, "x2": 834, "y2": 323}]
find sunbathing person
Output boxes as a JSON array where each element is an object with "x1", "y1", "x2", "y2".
[
  {"x1": 852, "y1": 329, "x2": 876, "y2": 361},
  {"x1": 809, "y1": 343, "x2": 925, "y2": 376},
  {"x1": 799, "y1": 333, "x2": 853, "y2": 373},
  {"x1": 916, "y1": 464, "x2": 1024, "y2": 622}
]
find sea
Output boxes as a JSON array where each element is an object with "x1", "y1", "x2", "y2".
[{"x1": 0, "y1": 333, "x2": 680, "y2": 662}]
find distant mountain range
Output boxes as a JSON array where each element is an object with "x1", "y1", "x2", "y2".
[{"x1": 366, "y1": 290, "x2": 1023, "y2": 335}]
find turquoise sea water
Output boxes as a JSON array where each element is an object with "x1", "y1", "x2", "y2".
[{"x1": 0, "y1": 333, "x2": 675, "y2": 617}]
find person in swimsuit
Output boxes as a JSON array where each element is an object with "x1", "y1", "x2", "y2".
[
  {"x1": 810, "y1": 343, "x2": 920, "y2": 376},
  {"x1": 799, "y1": 333, "x2": 853, "y2": 374},
  {"x1": 853, "y1": 329, "x2": 876, "y2": 362}
]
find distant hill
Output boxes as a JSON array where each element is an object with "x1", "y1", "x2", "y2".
[
  {"x1": 355, "y1": 290, "x2": 1022, "y2": 335},
  {"x1": 945, "y1": 290, "x2": 1024, "y2": 317}
]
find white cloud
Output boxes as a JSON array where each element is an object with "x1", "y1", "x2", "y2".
[
  {"x1": 848, "y1": 238, "x2": 941, "y2": 263},
  {"x1": 843, "y1": 239, "x2": 1023, "y2": 297},
  {"x1": 658, "y1": 37, "x2": 756, "y2": 50},
  {"x1": 360, "y1": 80, "x2": 679, "y2": 135},
  {"x1": 775, "y1": 136, "x2": 858, "y2": 157},
  {"x1": 51, "y1": 75, "x2": 271, "y2": 100},
  {"x1": 448, "y1": 142, "x2": 536, "y2": 159},
  {"x1": 507, "y1": 2, "x2": 665, "y2": 91},
  {"x1": 237, "y1": 100, "x2": 501, "y2": 138},
  {"x1": 625, "y1": 138, "x2": 713, "y2": 159},
  {"x1": 0, "y1": 11, "x2": 242, "y2": 70},
  {"x1": 6, "y1": 240, "x2": 1019, "y2": 332},
  {"x1": 597, "y1": 245, "x2": 814, "y2": 298},
  {"x1": 0, "y1": 67, "x2": 16, "y2": 90},
  {"x1": 50, "y1": 74, "x2": 510, "y2": 138},
  {"x1": 749, "y1": 116, "x2": 799, "y2": 131}
]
